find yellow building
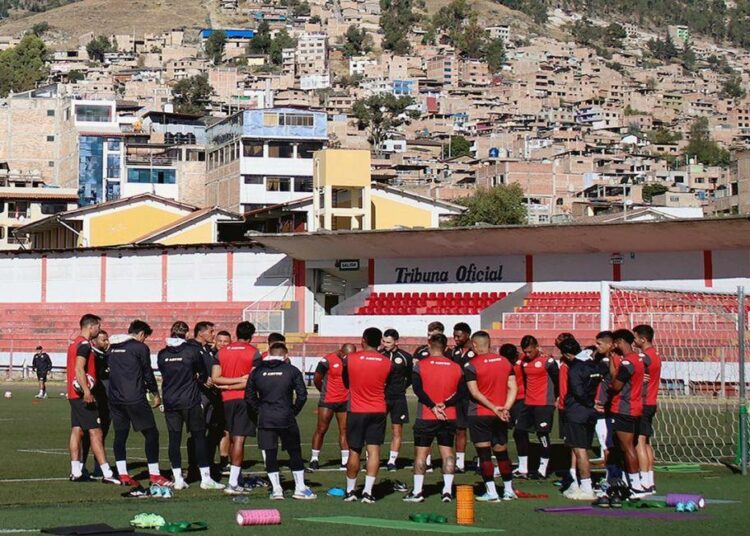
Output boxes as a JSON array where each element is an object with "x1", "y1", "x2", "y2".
[{"x1": 16, "y1": 193, "x2": 242, "y2": 249}]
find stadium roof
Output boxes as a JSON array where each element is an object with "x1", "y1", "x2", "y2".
[{"x1": 251, "y1": 216, "x2": 750, "y2": 260}]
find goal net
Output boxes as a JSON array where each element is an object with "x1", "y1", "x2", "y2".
[{"x1": 608, "y1": 284, "x2": 748, "y2": 465}]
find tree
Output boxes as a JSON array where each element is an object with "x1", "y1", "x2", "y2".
[
  {"x1": 685, "y1": 117, "x2": 731, "y2": 167},
  {"x1": 31, "y1": 22, "x2": 49, "y2": 36},
  {"x1": 86, "y1": 35, "x2": 115, "y2": 63},
  {"x1": 248, "y1": 21, "x2": 272, "y2": 55},
  {"x1": 647, "y1": 128, "x2": 681, "y2": 145},
  {"x1": 352, "y1": 93, "x2": 419, "y2": 148},
  {"x1": 342, "y1": 25, "x2": 372, "y2": 57},
  {"x1": 642, "y1": 183, "x2": 669, "y2": 203},
  {"x1": 446, "y1": 135, "x2": 471, "y2": 158},
  {"x1": 451, "y1": 184, "x2": 527, "y2": 227},
  {"x1": 67, "y1": 69, "x2": 85, "y2": 82},
  {"x1": 309, "y1": 14, "x2": 321, "y2": 23},
  {"x1": 204, "y1": 30, "x2": 227, "y2": 65},
  {"x1": 0, "y1": 34, "x2": 48, "y2": 98},
  {"x1": 485, "y1": 37, "x2": 506, "y2": 73},
  {"x1": 269, "y1": 29, "x2": 296, "y2": 65},
  {"x1": 292, "y1": 0, "x2": 310, "y2": 17},
  {"x1": 680, "y1": 42, "x2": 696, "y2": 72},
  {"x1": 380, "y1": 0, "x2": 418, "y2": 54},
  {"x1": 721, "y1": 72, "x2": 746, "y2": 100},
  {"x1": 172, "y1": 74, "x2": 213, "y2": 114}
]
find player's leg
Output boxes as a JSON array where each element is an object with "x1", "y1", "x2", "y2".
[
  {"x1": 335, "y1": 410, "x2": 349, "y2": 468},
  {"x1": 362, "y1": 443, "x2": 381, "y2": 500},
  {"x1": 387, "y1": 397, "x2": 408, "y2": 470},
  {"x1": 112, "y1": 426, "x2": 130, "y2": 480},
  {"x1": 167, "y1": 416, "x2": 185, "y2": 488},
  {"x1": 437, "y1": 422, "x2": 457, "y2": 500},
  {"x1": 228, "y1": 435, "x2": 245, "y2": 489},
  {"x1": 68, "y1": 425, "x2": 85, "y2": 479},
  {"x1": 263, "y1": 436, "x2": 283, "y2": 499},
  {"x1": 344, "y1": 413, "x2": 362, "y2": 500},
  {"x1": 512, "y1": 402, "x2": 531, "y2": 478},
  {"x1": 387, "y1": 423, "x2": 402, "y2": 470},
  {"x1": 615, "y1": 429, "x2": 640, "y2": 491},
  {"x1": 86, "y1": 427, "x2": 117, "y2": 483},
  {"x1": 454, "y1": 428, "x2": 467, "y2": 472},
  {"x1": 286, "y1": 424, "x2": 314, "y2": 499},
  {"x1": 310, "y1": 406, "x2": 333, "y2": 469},
  {"x1": 404, "y1": 445, "x2": 430, "y2": 501},
  {"x1": 534, "y1": 407, "x2": 554, "y2": 478},
  {"x1": 492, "y1": 418, "x2": 514, "y2": 500},
  {"x1": 191, "y1": 413, "x2": 223, "y2": 490},
  {"x1": 475, "y1": 440, "x2": 498, "y2": 500},
  {"x1": 595, "y1": 417, "x2": 608, "y2": 461}
]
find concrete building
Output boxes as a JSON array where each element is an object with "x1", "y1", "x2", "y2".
[
  {"x1": 296, "y1": 32, "x2": 328, "y2": 77},
  {"x1": 486, "y1": 25, "x2": 510, "y2": 44},
  {"x1": 205, "y1": 108, "x2": 328, "y2": 213},
  {"x1": 426, "y1": 55, "x2": 456, "y2": 86}
]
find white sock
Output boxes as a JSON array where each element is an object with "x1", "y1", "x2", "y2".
[
  {"x1": 148, "y1": 463, "x2": 160, "y2": 477},
  {"x1": 116, "y1": 460, "x2": 128, "y2": 476},
  {"x1": 229, "y1": 465, "x2": 241, "y2": 487},
  {"x1": 71, "y1": 460, "x2": 83, "y2": 477},
  {"x1": 494, "y1": 465, "x2": 500, "y2": 478},
  {"x1": 518, "y1": 456, "x2": 528, "y2": 474},
  {"x1": 645, "y1": 470, "x2": 654, "y2": 488},
  {"x1": 388, "y1": 450, "x2": 398, "y2": 465},
  {"x1": 413, "y1": 474, "x2": 424, "y2": 494},
  {"x1": 172, "y1": 468, "x2": 184, "y2": 483},
  {"x1": 199, "y1": 466, "x2": 211, "y2": 482},
  {"x1": 485, "y1": 480, "x2": 498, "y2": 496},
  {"x1": 503, "y1": 480, "x2": 514, "y2": 494},
  {"x1": 456, "y1": 452, "x2": 465, "y2": 470},
  {"x1": 364, "y1": 475, "x2": 376, "y2": 495},
  {"x1": 569, "y1": 468, "x2": 577, "y2": 482},
  {"x1": 346, "y1": 476, "x2": 357, "y2": 492},
  {"x1": 99, "y1": 463, "x2": 113, "y2": 479},
  {"x1": 442, "y1": 474, "x2": 454, "y2": 494},
  {"x1": 426, "y1": 454, "x2": 432, "y2": 468},
  {"x1": 341, "y1": 450, "x2": 349, "y2": 465},
  {"x1": 262, "y1": 450, "x2": 267, "y2": 463},
  {"x1": 269, "y1": 471, "x2": 281, "y2": 492},
  {"x1": 628, "y1": 472, "x2": 641, "y2": 489},
  {"x1": 311, "y1": 449, "x2": 320, "y2": 462},
  {"x1": 580, "y1": 478, "x2": 592, "y2": 494},
  {"x1": 293, "y1": 470, "x2": 306, "y2": 491},
  {"x1": 538, "y1": 458, "x2": 549, "y2": 477}
]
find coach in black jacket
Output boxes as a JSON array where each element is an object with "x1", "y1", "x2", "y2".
[{"x1": 246, "y1": 342, "x2": 315, "y2": 500}]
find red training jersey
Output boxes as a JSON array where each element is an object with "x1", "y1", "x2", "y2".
[
  {"x1": 464, "y1": 353, "x2": 515, "y2": 418},
  {"x1": 66, "y1": 335, "x2": 96, "y2": 399},
  {"x1": 513, "y1": 361, "x2": 525, "y2": 400},
  {"x1": 413, "y1": 356, "x2": 463, "y2": 420},
  {"x1": 345, "y1": 350, "x2": 393, "y2": 413},
  {"x1": 317, "y1": 352, "x2": 349, "y2": 404},
  {"x1": 610, "y1": 353, "x2": 645, "y2": 417},
  {"x1": 557, "y1": 360, "x2": 568, "y2": 410},
  {"x1": 217, "y1": 341, "x2": 261, "y2": 402},
  {"x1": 522, "y1": 354, "x2": 558, "y2": 406},
  {"x1": 641, "y1": 346, "x2": 661, "y2": 406}
]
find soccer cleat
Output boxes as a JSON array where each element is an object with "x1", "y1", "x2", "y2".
[
  {"x1": 118, "y1": 474, "x2": 139, "y2": 487},
  {"x1": 220, "y1": 463, "x2": 231, "y2": 476},
  {"x1": 502, "y1": 490, "x2": 518, "y2": 501},
  {"x1": 69, "y1": 473, "x2": 93, "y2": 483},
  {"x1": 566, "y1": 489, "x2": 596, "y2": 501},
  {"x1": 386, "y1": 463, "x2": 397, "y2": 472},
  {"x1": 441, "y1": 492, "x2": 453, "y2": 503},
  {"x1": 308, "y1": 460, "x2": 320, "y2": 472},
  {"x1": 149, "y1": 475, "x2": 174, "y2": 488},
  {"x1": 224, "y1": 484, "x2": 249, "y2": 495},
  {"x1": 293, "y1": 487, "x2": 318, "y2": 500},
  {"x1": 528, "y1": 471, "x2": 547, "y2": 480},
  {"x1": 453, "y1": 466, "x2": 463, "y2": 474},
  {"x1": 173, "y1": 480, "x2": 189, "y2": 491},
  {"x1": 42, "y1": 392, "x2": 48, "y2": 399},
  {"x1": 101, "y1": 476, "x2": 121, "y2": 485},
  {"x1": 609, "y1": 495, "x2": 623, "y2": 508},
  {"x1": 339, "y1": 464, "x2": 347, "y2": 471},
  {"x1": 563, "y1": 485, "x2": 580, "y2": 499},
  {"x1": 403, "y1": 491, "x2": 425, "y2": 503},
  {"x1": 641, "y1": 485, "x2": 656, "y2": 496},
  {"x1": 593, "y1": 495, "x2": 611, "y2": 508},
  {"x1": 343, "y1": 490, "x2": 358, "y2": 502},
  {"x1": 121, "y1": 485, "x2": 149, "y2": 498},
  {"x1": 392, "y1": 480, "x2": 408, "y2": 493},
  {"x1": 512, "y1": 470, "x2": 528, "y2": 479},
  {"x1": 628, "y1": 488, "x2": 649, "y2": 500},
  {"x1": 270, "y1": 489, "x2": 285, "y2": 500},
  {"x1": 35, "y1": 393, "x2": 42, "y2": 399},
  {"x1": 360, "y1": 492, "x2": 376, "y2": 504},
  {"x1": 200, "y1": 479, "x2": 225, "y2": 490},
  {"x1": 476, "y1": 492, "x2": 501, "y2": 503}
]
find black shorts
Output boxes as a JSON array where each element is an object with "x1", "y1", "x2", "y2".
[
  {"x1": 37, "y1": 372, "x2": 48, "y2": 382},
  {"x1": 202, "y1": 392, "x2": 225, "y2": 431},
  {"x1": 516, "y1": 404, "x2": 555, "y2": 434},
  {"x1": 639, "y1": 405, "x2": 657, "y2": 437},
  {"x1": 258, "y1": 422, "x2": 302, "y2": 451},
  {"x1": 165, "y1": 405, "x2": 206, "y2": 433},
  {"x1": 455, "y1": 399, "x2": 469, "y2": 429},
  {"x1": 611, "y1": 413, "x2": 640, "y2": 434},
  {"x1": 468, "y1": 415, "x2": 508, "y2": 446},
  {"x1": 386, "y1": 396, "x2": 409, "y2": 425},
  {"x1": 110, "y1": 400, "x2": 156, "y2": 432},
  {"x1": 347, "y1": 412, "x2": 386, "y2": 450},
  {"x1": 558, "y1": 410, "x2": 566, "y2": 440},
  {"x1": 224, "y1": 399, "x2": 256, "y2": 437},
  {"x1": 563, "y1": 420, "x2": 595, "y2": 449},
  {"x1": 69, "y1": 398, "x2": 101, "y2": 431},
  {"x1": 509, "y1": 399, "x2": 524, "y2": 428},
  {"x1": 413, "y1": 419, "x2": 457, "y2": 447},
  {"x1": 92, "y1": 388, "x2": 110, "y2": 431},
  {"x1": 319, "y1": 400, "x2": 348, "y2": 413}
]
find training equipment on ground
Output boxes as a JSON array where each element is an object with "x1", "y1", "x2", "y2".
[
  {"x1": 409, "y1": 513, "x2": 448, "y2": 524},
  {"x1": 71, "y1": 374, "x2": 95, "y2": 395},
  {"x1": 536, "y1": 505, "x2": 708, "y2": 521},
  {"x1": 297, "y1": 516, "x2": 501, "y2": 533},
  {"x1": 3, "y1": 391, "x2": 11, "y2": 399},
  {"x1": 130, "y1": 513, "x2": 166, "y2": 529},
  {"x1": 666, "y1": 493, "x2": 706, "y2": 509},
  {"x1": 235, "y1": 509, "x2": 281, "y2": 526},
  {"x1": 326, "y1": 487, "x2": 345, "y2": 497},
  {"x1": 456, "y1": 485, "x2": 474, "y2": 526}
]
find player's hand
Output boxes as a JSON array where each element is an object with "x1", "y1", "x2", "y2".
[
  {"x1": 205, "y1": 377, "x2": 215, "y2": 388},
  {"x1": 595, "y1": 403, "x2": 605, "y2": 413},
  {"x1": 151, "y1": 394, "x2": 161, "y2": 408},
  {"x1": 83, "y1": 391, "x2": 95, "y2": 405},
  {"x1": 644, "y1": 373, "x2": 651, "y2": 383},
  {"x1": 431, "y1": 406, "x2": 447, "y2": 421}
]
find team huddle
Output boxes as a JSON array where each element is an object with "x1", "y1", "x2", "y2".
[{"x1": 64, "y1": 315, "x2": 661, "y2": 505}]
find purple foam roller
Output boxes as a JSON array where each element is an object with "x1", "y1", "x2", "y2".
[{"x1": 665, "y1": 493, "x2": 705, "y2": 509}]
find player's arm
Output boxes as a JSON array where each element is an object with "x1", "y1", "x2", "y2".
[
  {"x1": 610, "y1": 361, "x2": 633, "y2": 393},
  {"x1": 211, "y1": 363, "x2": 248, "y2": 387},
  {"x1": 464, "y1": 363, "x2": 503, "y2": 419},
  {"x1": 140, "y1": 345, "x2": 161, "y2": 407},
  {"x1": 292, "y1": 368, "x2": 308, "y2": 415},
  {"x1": 403, "y1": 351, "x2": 414, "y2": 389},
  {"x1": 75, "y1": 354, "x2": 94, "y2": 404},
  {"x1": 313, "y1": 359, "x2": 328, "y2": 392},
  {"x1": 444, "y1": 377, "x2": 467, "y2": 407},
  {"x1": 547, "y1": 358, "x2": 560, "y2": 398},
  {"x1": 44, "y1": 354, "x2": 52, "y2": 371},
  {"x1": 341, "y1": 356, "x2": 349, "y2": 389},
  {"x1": 412, "y1": 365, "x2": 445, "y2": 419},
  {"x1": 503, "y1": 373, "x2": 518, "y2": 413}
]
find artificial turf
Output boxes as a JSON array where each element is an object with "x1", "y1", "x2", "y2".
[{"x1": 1, "y1": 382, "x2": 748, "y2": 536}]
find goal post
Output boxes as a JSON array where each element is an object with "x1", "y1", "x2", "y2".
[{"x1": 604, "y1": 283, "x2": 748, "y2": 469}]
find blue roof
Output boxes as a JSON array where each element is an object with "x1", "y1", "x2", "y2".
[{"x1": 200, "y1": 28, "x2": 256, "y2": 39}]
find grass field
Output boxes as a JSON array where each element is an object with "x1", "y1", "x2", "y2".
[{"x1": 1, "y1": 382, "x2": 749, "y2": 536}]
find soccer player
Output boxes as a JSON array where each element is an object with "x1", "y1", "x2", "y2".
[
  {"x1": 634, "y1": 324, "x2": 660, "y2": 494},
  {"x1": 310, "y1": 343, "x2": 355, "y2": 471},
  {"x1": 213, "y1": 329, "x2": 232, "y2": 472},
  {"x1": 413, "y1": 321, "x2": 446, "y2": 361},
  {"x1": 465, "y1": 331, "x2": 517, "y2": 502},
  {"x1": 108, "y1": 320, "x2": 167, "y2": 487},
  {"x1": 32, "y1": 345, "x2": 52, "y2": 399},
  {"x1": 215, "y1": 331, "x2": 232, "y2": 350},
  {"x1": 211, "y1": 321, "x2": 262, "y2": 495},
  {"x1": 500, "y1": 343, "x2": 526, "y2": 478},
  {"x1": 66, "y1": 314, "x2": 119, "y2": 484},
  {"x1": 85, "y1": 330, "x2": 112, "y2": 478},
  {"x1": 517, "y1": 335, "x2": 558, "y2": 479},
  {"x1": 380, "y1": 328, "x2": 413, "y2": 471},
  {"x1": 246, "y1": 342, "x2": 315, "y2": 500},
  {"x1": 403, "y1": 333, "x2": 464, "y2": 503},
  {"x1": 593, "y1": 332, "x2": 614, "y2": 467},
  {"x1": 261, "y1": 332, "x2": 286, "y2": 359},
  {"x1": 554, "y1": 332, "x2": 577, "y2": 491},
  {"x1": 342, "y1": 327, "x2": 398, "y2": 503},
  {"x1": 450, "y1": 322, "x2": 474, "y2": 473},
  {"x1": 157, "y1": 321, "x2": 224, "y2": 491},
  {"x1": 596, "y1": 329, "x2": 645, "y2": 496},
  {"x1": 559, "y1": 338, "x2": 601, "y2": 501}
]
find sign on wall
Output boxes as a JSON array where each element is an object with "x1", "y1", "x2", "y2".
[{"x1": 376, "y1": 256, "x2": 526, "y2": 285}]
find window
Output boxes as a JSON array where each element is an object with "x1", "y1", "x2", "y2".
[
  {"x1": 107, "y1": 139, "x2": 121, "y2": 151},
  {"x1": 297, "y1": 142, "x2": 323, "y2": 159},
  {"x1": 243, "y1": 175, "x2": 264, "y2": 185},
  {"x1": 243, "y1": 141, "x2": 264, "y2": 157},
  {"x1": 47, "y1": 135, "x2": 55, "y2": 142},
  {"x1": 41, "y1": 202, "x2": 68, "y2": 215},
  {"x1": 267, "y1": 142, "x2": 293, "y2": 158},
  {"x1": 242, "y1": 203, "x2": 267, "y2": 212},
  {"x1": 74, "y1": 104, "x2": 112, "y2": 123},
  {"x1": 293, "y1": 176, "x2": 312, "y2": 192},
  {"x1": 279, "y1": 113, "x2": 314, "y2": 127},
  {"x1": 47, "y1": 109, "x2": 55, "y2": 117},
  {"x1": 127, "y1": 168, "x2": 177, "y2": 184},
  {"x1": 0, "y1": 201, "x2": 4, "y2": 213},
  {"x1": 7, "y1": 201, "x2": 30, "y2": 218},
  {"x1": 267, "y1": 177, "x2": 291, "y2": 191},
  {"x1": 48, "y1": 161, "x2": 55, "y2": 167},
  {"x1": 0, "y1": 227, "x2": 4, "y2": 240},
  {"x1": 263, "y1": 112, "x2": 279, "y2": 126},
  {"x1": 107, "y1": 154, "x2": 121, "y2": 178},
  {"x1": 7, "y1": 227, "x2": 25, "y2": 244}
]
